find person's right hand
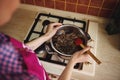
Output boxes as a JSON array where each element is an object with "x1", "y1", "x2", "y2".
[
  {"x1": 58, "y1": 47, "x2": 91, "y2": 80},
  {"x1": 70, "y1": 46, "x2": 90, "y2": 65}
]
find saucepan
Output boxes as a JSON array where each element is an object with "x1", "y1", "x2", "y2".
[{"x1": 49, "y1": 24, "x2": 88, "y2": 57}]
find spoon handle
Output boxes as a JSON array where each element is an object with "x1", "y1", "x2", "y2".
[{"x1": 80, "y1": 44, "x2": 101, "y2": 64}]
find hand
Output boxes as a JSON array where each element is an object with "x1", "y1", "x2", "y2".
[
  {"x1": 70, "y1": 46, "x2": 90, "y2": 64},
  {"x1": 45, "y1": 23, "x2": 62, "y2": 39},
  {"x1": 58, "y1": 47, "x2": 90, "y2": 80}
]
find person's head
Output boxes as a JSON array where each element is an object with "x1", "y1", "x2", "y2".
[{"x1": 0, "y1": 0, "x2": 20, "y2": 26}]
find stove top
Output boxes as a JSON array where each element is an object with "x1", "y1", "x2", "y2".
[{"x1": 24, "y1": 13, "x2": 89, "y2": 70}]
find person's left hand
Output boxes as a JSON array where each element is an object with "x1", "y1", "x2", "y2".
[{"x1": 45, "y1": 23, "x2": 62, "y2": 39}]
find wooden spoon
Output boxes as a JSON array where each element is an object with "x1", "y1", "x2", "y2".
[{"x1": 75, "y1": 38, "x2": 101, "y2": 64}]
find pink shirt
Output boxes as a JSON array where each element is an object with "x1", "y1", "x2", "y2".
[
  {"x1": 0, "y1": 33, "x2": 49, "y2": 80},
  {"x1": 10, "y1": 37, "x2": 50, "y2": 80}
]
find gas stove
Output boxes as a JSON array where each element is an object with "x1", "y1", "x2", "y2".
[{"x1": 24, "y1": 13, "x2": 97, "y2": 76}]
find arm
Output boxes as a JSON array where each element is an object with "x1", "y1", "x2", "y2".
[
  {"x1": 25, "y1": 23, "x2": 62, "y2": 50},
  {"x1": 58, "y1": 47, "x2": 90, "y2": 80}
]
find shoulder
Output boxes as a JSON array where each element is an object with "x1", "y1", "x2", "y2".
[
  {"x1": 0, "y1": 33, "x2": 20, "y2": 58},
  {"x1": 0, "y1": 33, "x2": 10, "y2": 44}
]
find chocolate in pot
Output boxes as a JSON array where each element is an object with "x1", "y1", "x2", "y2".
[{"x1": 52, "y1": 26, "x2": 84, "y2": 55}]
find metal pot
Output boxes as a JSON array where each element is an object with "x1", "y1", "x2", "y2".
[{"x1": 50, "y1": 24, "x2": 88, "y2": 57}]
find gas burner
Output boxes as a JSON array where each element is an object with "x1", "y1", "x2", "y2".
[
  {"x1": 24, "y1": 13, "x2": 89, "y2": 70},
  {"x1": 42, "y1": 20, "x2": 51, "y2": 26}
]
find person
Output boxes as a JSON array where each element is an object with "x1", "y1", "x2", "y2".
[{"x1": 0, "y1": 0, "x2": 90, "y2": 80}]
